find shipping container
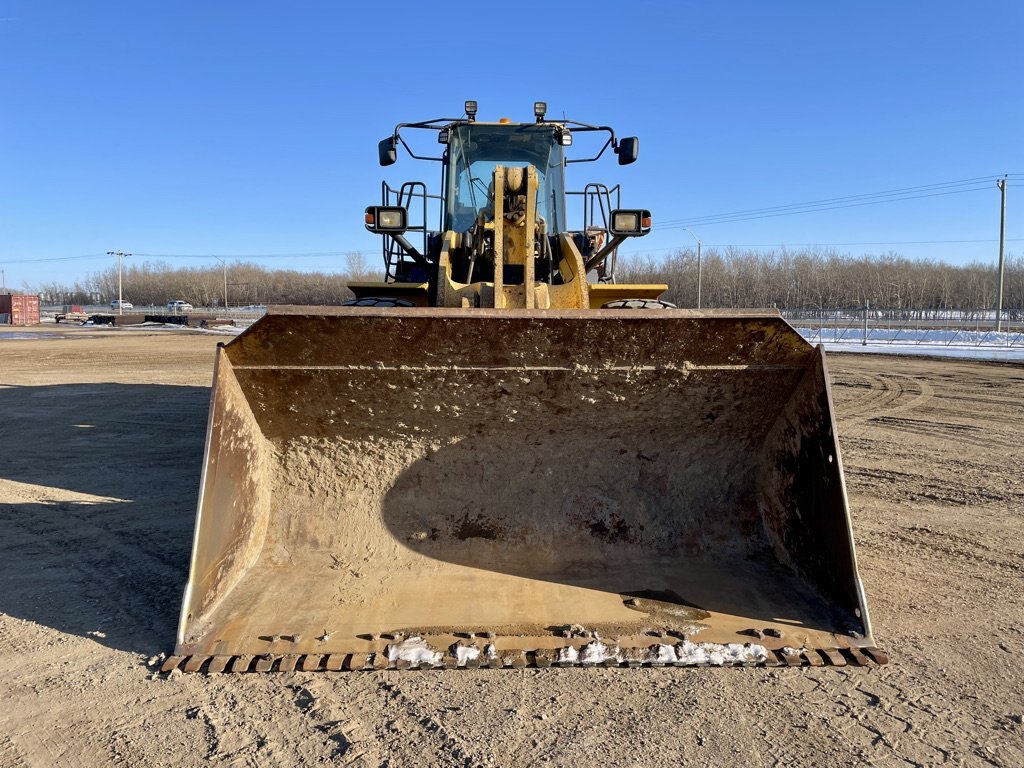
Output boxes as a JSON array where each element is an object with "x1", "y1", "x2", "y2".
[{"x1": 0, "y1": 294, "x2": 41, "y2": 326}]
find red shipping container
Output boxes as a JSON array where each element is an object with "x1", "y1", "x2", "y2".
[{"x1": 0, "y1": 294, "x2": 41, "y2": 326}]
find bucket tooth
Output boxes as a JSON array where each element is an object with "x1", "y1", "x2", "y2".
[
  {"x1": 865, "y1": 647, "x2": 890, "y2": 665},
  {"x1": 160, "y1": 656, "x2": 184, "y2": 674},
  {"x1": 183, "y1": 655, "x2": 209, "y2": 673},
  {"x1": 207, "y1": 656, "x2": 230, "y2": 674},
  {"x1": 820, "y1": 648, "x2": 847, "y2": 667}
]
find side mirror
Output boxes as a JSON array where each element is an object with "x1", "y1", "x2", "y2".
[
  {"x1": 378, "y1": 136, "x2": 398, "y2": 167},
  {"x1": 364, "y1": 206, "x2": 408, "y2": 234},
  {"x1": 608, "y1": 209, "x2": 651, "y2": 236},
  {"x1": 616, "y1": 136, "x2": 639, "y2": 165}
]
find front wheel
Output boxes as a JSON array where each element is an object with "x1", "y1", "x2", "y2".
[
  {"x1": 341, "y1": 297, "x2": 416, "y2": 308},
  {"x1": 601, "y1": 299, "x2": 677, "y2": 309}
]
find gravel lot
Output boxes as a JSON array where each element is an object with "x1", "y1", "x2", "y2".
[{"x1": 1, "y1": 326, "x2": 1021, "y2": 767}]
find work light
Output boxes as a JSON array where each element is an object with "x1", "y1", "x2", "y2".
[
  {"x1": 609, "y1": 209, "x2": 652, "y2": 236},
  {"x1": 364, "y1": 206, "x2": 408, "y2": 234}
]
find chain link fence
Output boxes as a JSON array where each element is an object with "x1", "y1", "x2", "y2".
[{"x1": 781, "y1": 308, "x2": 1024, "y2": 349}]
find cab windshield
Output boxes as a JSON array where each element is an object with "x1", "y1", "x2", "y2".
[{"x1": 445, "y1": 124, "x2": 565, "y2": 233}]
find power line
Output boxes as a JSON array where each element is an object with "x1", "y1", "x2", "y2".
[
  {"x1": 654, "y1": 175, "x2": 1022, "y2": 230},
  {"x1": 620, "y1": 237, "x2": 1024, "y2": 256},
  {"x1": 132, "y1": 253, "x2": 362, "y2": 264},
  {"x1": 656, "y1": 184, "x2": 997, "y2": 230},
  {"x1": 0, "y1": 253, "x2": 111, "y2": 264},
  {"x1": 2, "y1": 250, "x2": 364, "y2": 265},
  {"x1": 655, "y1": 175, "x2": 1002, "y2": 227}
]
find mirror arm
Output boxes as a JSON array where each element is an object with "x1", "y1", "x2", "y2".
[
  {"x1": 389, "y1": 233, "x2": 430, "y2": 269},
  {"x1": 396, "y1": 132, "x2": 443, "y2": 162},
  {"x1": 565, "y1": 136, "x2": 613, "y2": 164},
  {"x1": 584, "y1": 233, "x2": 629, "y2": 273}
]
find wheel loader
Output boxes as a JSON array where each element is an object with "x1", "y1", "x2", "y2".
[{"x1": 165, "y1": 102, "x2": 885, "y2": 673}]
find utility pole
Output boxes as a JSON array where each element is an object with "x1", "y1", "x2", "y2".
[
  {"x1": 995, "y1": 176, "x2": 1007, "y2": 332},
  {"x1": 1, "y1": 268, "x2": 6, "y2": 294},
  {"x1": 683, "y1": 228, "x2": 703, "y2": 309},
  {"x1": 863, "y1": 299, "x2": 869, "y2": 346},
  {"x1": 213, "y1": 257, "x2": 228, "y2": 310},
  {"x1": 106, "y1": 251, "x2": 131, "y2": 315}
]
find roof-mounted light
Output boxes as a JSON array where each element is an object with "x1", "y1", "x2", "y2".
[
  {"x1": 464, "y1": 100, "x2": 477, "y2": 121},
  {"x1": 499, "y1": 117, "x2": 511, "y2": 124},
  {"x1": 534, "y1": 101, "x2": 547, "y2": 122},
  {"x1": 560, "y1": 130, "x2": 572, "y2": 146}
]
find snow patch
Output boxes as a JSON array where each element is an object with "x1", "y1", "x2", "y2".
[
  {"x1": 386, "y1": 636, "x2": 442, "y2": 667},
  {"x1": 579, "y1": 640, "x2": 620, "y2": 665},
  {"x1": 673, "y1": 640, "x2": 769, "y2": 665},
  {"x1": 554, "y1": 645, "x2": 579, "y2": 664},
  {"x1": 796, "y1": 327, "x2": 1024, "y2": 361},
  {"x1": 451, "y1": 644, "x2": 480, "y2": 667},
  {"x1": 644, "y1": 644, "x2": 678, "y2": 664},
  {"x1": 557, "y1": 640, "x2": 768, "y2": 665}
]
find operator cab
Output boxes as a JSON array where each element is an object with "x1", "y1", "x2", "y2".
[{"x1": 446, "y1": 123, "x2": 566, "y2": 235}]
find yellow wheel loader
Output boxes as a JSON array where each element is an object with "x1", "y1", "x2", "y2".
[{"x1": 165, "y1": 102, "x2": 885, "y2": 673}]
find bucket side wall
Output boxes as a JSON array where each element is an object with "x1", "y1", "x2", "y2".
[
  {"x1": 179, "y1": 349, "x2": 273, "y2": 648},
  {"x1": 758, "y1": 347, "x2": 868, "y2": 638}
]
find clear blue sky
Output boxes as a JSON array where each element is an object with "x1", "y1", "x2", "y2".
[{"x1": 1, "y1": 0, "x2": 1021, "y2": 289}]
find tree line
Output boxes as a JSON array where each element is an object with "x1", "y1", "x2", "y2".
[
  {"x1": 34, "y1": 253, "x2": 376, "y2": 308},
  {"x1": 31, "y1": 248, "x2": 1022, "y2": 315},
  {"x1": 615, "y1": 248, "x2": 1023, "y2": 317}
]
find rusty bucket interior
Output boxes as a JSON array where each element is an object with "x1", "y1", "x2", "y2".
[{"x1": 172, "y1": 307, "x2": 876, "y2": 670}]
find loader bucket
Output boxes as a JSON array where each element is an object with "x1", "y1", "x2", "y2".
[{"x1": 168, "y1": 307, "x2": 883, "y2": 673}]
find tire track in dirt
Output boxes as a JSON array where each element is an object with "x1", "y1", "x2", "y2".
[
  {"x1": 832, "y1": 370, "x2": 934, "y2": 422},
  {"x1": 863, "y1": 525, "x2": 1023, "y2": 575},
  {"x1": 161, "y1": 674, "x2": 401, "y2": 766},
  {"x1": 377, "y1": 677, "x2": 481, "y2": 767},
  {"x1": 6, "y1": 500, "x2": 188, "y2": 579},
  {"x1": 1, "y1": 505, "x2": 182, "y2": 655},
  {"x1": 757, "y1": 665, "x2": 1011, "y2": 767},
  {"x1": 865, "y1": 414, "x2": 993, "y2": 450},
  {"x1": 0, "y1": 734, "x2": 29, "y2": 768},
  {"x1": 286, "y1": 676, "x2": 387, "y2": 766},
  {"x1": 845, "y1": 465, "x2": 1023, "y2": 507}
]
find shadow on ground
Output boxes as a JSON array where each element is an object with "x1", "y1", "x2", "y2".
[{"x1": 0, "y1": 383, "x2": 209, "y2": 655}]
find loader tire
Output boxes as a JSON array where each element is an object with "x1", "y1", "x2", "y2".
[
  {"x1": 601, "y1": 299, "x2": 677, "y2": 309},
  {"x1": 341, "y1": 297, "x2": 416, "y2": 308}
]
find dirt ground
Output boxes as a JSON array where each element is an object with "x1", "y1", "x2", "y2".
[{"x1": 1, "y1": 326, "x2": 1022, "y2": 767}]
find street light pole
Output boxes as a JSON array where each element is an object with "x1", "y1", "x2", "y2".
[
  {"x1": 106, "y1": 251, "x2": 131, "y2": 315},
  {"x1": 996, "y1": 176, "x2": 1007, "y2": 333},
  {"x1": 683, "y1": 228, "x2": 702, "y2": 309},
  {"x1": 213, "y1": 257, "x2": 228, "y2": 310}
]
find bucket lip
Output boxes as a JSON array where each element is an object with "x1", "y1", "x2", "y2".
[
  {"x1": 264, "y1": 305, "x2": 785, "y2": 321},
  {"x1": 226, "y1": 305, "x2": 815, "y2": 367}
]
